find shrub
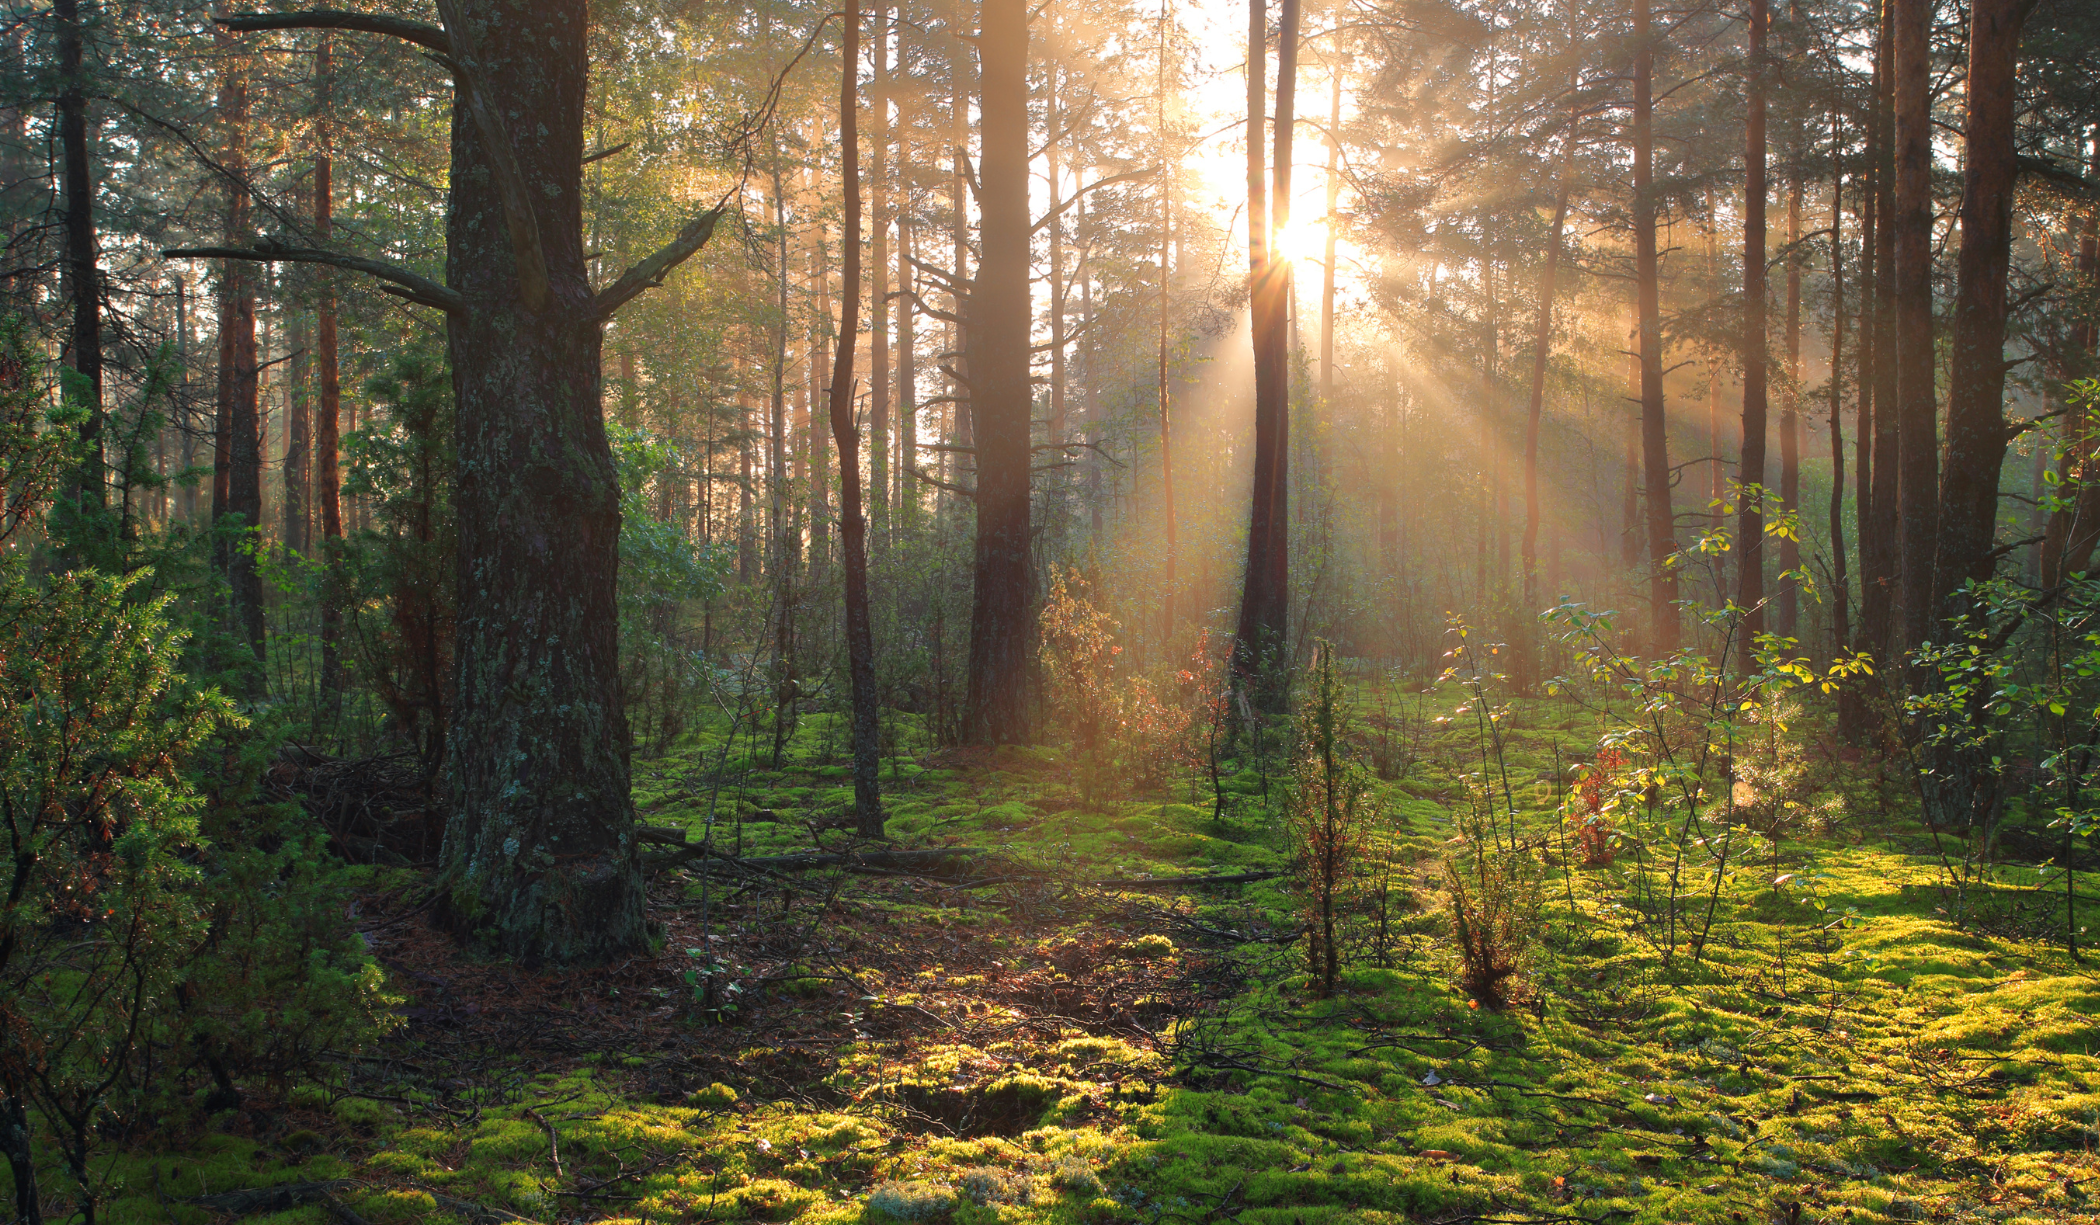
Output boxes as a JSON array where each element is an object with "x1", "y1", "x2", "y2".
[
  {"x1": 866, "y1": 1180, "x2": 960, "y2": 1221},
  {"x1": 1286, "y1": 643, "x2": 1374, "y2": 997},
  {"x1": 1039, "y1": 569, "x2": 1195, "y2": 802}
]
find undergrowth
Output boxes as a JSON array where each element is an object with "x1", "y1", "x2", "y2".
[{"x1": 9, "y1": 667, "x2": 2099, "y2": 1225}]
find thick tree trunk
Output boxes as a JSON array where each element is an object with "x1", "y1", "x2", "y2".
[
  {"x1": 1233, "y1": 0, "x2": 1297, "y2": 704},
  {"x1": 55, "y1": 0, "x2": 100, "y2": 506},
  {"x1": 1737, "y1": 0, "x2": 1768, "y2": 642},
  {"x1": 439, "y1": 0, "x2": 645, "y2": 966},
  {"x1": 2041, "y1": 133, "x2": 2100, "y2": 587},
  {"x1": 1914, "y1": 0, "x2": 2040, "y2": 830},
  {"x1": 963, "y1": 0, "x2": 1034, "y2": 743},
  {"x1": 1632, "y1": 0, "x2": 1676, "y2": 652},
  {"x1": 1931, "y1": 0, "x2": 2039, "y2": 609},
  {"x1": 832, "y1": 0, "x2": 884, "y2": 834},
  {"x1": 1892, "y1": 0, "x2": 1936, "y2": 653}
]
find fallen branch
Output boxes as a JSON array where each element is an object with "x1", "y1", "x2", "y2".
[
  {"x1": 187, "y1": 1182, "x2": 357, "y2": 1215},
  {"x1": 647, "y1": 845, "x2": 992, "y2": 874},
  {"x1": 1094, "y1": 871, "x2": 1280, "y2": 889}
]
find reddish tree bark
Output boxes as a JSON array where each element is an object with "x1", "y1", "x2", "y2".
[
  {"x1": 1737, "y1": 0, "x2": 1769, "y2": 641},
  {"x1": 1892, "y1": 0, "x2": 1936, "y2": 650},
  {"x1": 964, "y1": 0, "x2": 1035, "y2": 742},
  {"x1": 832, "y1": 0, "x2": 884, "y2": 833},
  {"x1": 1631, "y1": 0, "x2": 1676, "y2": 651},
  {"x1": 1233, "y1": 0, "x2": 1298, "y2": 704}
]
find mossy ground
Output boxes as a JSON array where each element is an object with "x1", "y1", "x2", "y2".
[{"x1": 18, "y1": 683, "x2": 2100, "y2": 1225}]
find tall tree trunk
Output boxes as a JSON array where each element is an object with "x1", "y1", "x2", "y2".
[
  {"x1": 1892, "y1": 0, "x2": 1936, "y2": 652},
  {"x1": 1622, "y1": 319, "x2": 1641, "y2": 572},
  {"x1": 1931, "y1": 0, "x2": 2040, "y2": 609},
  {"x1": 946, "y1": 0, "x2": 971, "y2": 522},
  {"x1": 898, "y1": 165, "x2": 917, "y2": 529},
  {"x1": 963, "y1": 0, "x2": 1034, "y2": 742},
  {"x1": 214, "y1": 25, "x2": 264, "y2": 669},
  {"x1": 1319, "y1": 64, "x2": 1340, "y2": 405},
  {"x1": 1829, "y1": 110, "x2": 1853, "y2": 660},
  {"x1": 316, "y1": 35, "x2": 344, "y2": 700},
  {"x1": 1632, "y1": 0, "x2": 1676, "y2": 651},
  {"x1": 1778, "y1": 120, "x2": 1802, "y2": 639},
  {"x1": 439, "y1": 0, "x2": 645, "y2": 965},
  {"x1": 285, "y1": 312, "x2": 309, "y2": 555},
  {"x1": 1158, "y1": 1, "x2": 1177, "y2": 640},
  {"x1": 1233, "y1": 0, "x2": 1297, "y2": 703},
  {"x1": 1737, "y1": 0, "x2": 1769, "y2": 642},
  {"x1": 55, "y1": 0, "x2": 100, "y2": 508},
  {"x1": 1521, "y1": 177, "x2": 1571, "y2": 611},
  {"x1": 870, "y1": 0, "x2": 891, "y2": 549},
  {"x1": 2040, "y1": 131, "x2": 2100, "y2": 587},
  {"x1": 833, "y1": 0, "x2": 884, "y2": 833},
  {"x1": 1862, "y1": 1, "x2": 1901, "y2": 661}
]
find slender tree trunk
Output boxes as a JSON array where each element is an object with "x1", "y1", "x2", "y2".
[
  {"x1": 1233, "y1": 0, "x2": 1297, "y2": 703},
  {"x1": 1737, "y1": 0, "x2": 1769, "y2": 641},
  {"x1": 1319, "y1": 64, "x2": 1340, "y2": 405},
  {"x1": 1158, "y1": 1, "x2": 1177, "y2": 640},
  {"x1": 286, "y1": 313, "x2": 309, "y2": 555},
  {"x1": 898, "y1": 171, "x2": 917, "y2": 529},
  {"x1": 1521, "y1": 178, "x2": 1570, "y2": 611},
  {"x1": 316, "y1": 36, "x2": 344, "y2": 700},
  {"x1": 1622, "y1": 320, "x2": 1641, "y2": 572},
  {"x1": 439, "y1": 0, "x2": 645, "y2": 966},
  {"x1": 55, "y1": 0, "x2": 101, "y2": 507},
  {"x1": 963, "y1": 0, "x2": 1034, "y2": 742},
  {"x1": 1779, "y1": 123, "x2": 1802, "y2": 638},
  {"x1": 1632, "y1": 0, "x2": 1676, "y2": 651},
  {"x1": 833, "y1": 0, "x2": 884, "y2": 833},
  {"x1": 1892, "y1": 0, "x2": 1936, "y2": 652},
  {"x1": 1863, "y1": 2, "x2": 1901, "y2": 660},
  {"x1": 1828, "y1": 113, "x2": 1853, "y2": 662},
  {"x1": 870, "y1": 0, "x2": 891, "y2": 549}
]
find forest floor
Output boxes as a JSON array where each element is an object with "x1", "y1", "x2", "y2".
[{"x1": 55, "y1": 687, "x2": 2100, "y2": 1225}]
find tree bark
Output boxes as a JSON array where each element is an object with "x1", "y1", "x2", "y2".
[
  {"x1": 1862, "y1": 2, "x2": 1901, "y2": 660},
  {"x1": 1892, "y1": 0, "x2": 1936, "y2": 652},
  {"x1": 316, "y1": 35, "x2": 344, "y2": 700},
  {"x1": 1632, "y1": 0, "x2": 1676, "y2": 652},
  {"x1": 1737, "y1": 0, "x2": 1769, "y2": 642},
  {"x1": 963, "y1": 0, "x2": 1034, "y2": 742},
  {"x1": 55, "y1": 0, "x2": 100, "y2": 507},
  {"x1": 285, "y1": 312, "x2": 309, "y2": 555},
  {"x1": 1158, "y1": 3, "x2": 1177, "y2": 641},
  {"x1": 870, "y1": 0, "x2": 891, "y2": 549},
  {"x1": 1931, "y1": 0, "x2": 2041, "y2": 609},
  {"x1": 1233, "y1": 0, "x2": 1297, "y2": 704},
  {"x1": 832, "y1": 0, "x2": 884, "y2": 835},
  {"x1": 1828, "y1": 107, "x2": 1853, "y2": 662},
  {"x1": 439, "y1": 0, "x2": 645, "y2": 965},
  {"x1": 1778, "y1": 114, "x2": 1803, "y2": 639},
  {"x1": 215, "y1": 25, "x2": 264, "y2": 669},
  {"x1": 1521, "y1": 178, "x2": 1570, "y2": 611}
]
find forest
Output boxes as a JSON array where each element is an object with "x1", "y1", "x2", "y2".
[{"x1": 3, "y1": 0, "x2": 2100, "y2": 1219}]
